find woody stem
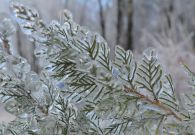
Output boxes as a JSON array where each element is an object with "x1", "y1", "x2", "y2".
[{"x1": 124, "y1": 86, "x2": 182, "y2": 121}]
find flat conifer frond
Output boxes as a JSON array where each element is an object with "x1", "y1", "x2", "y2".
[{"x1": 0, "y1": 2, "x2": 195, "y2": 135}]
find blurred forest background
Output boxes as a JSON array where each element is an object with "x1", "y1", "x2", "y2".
[{"x1": 1, "y1": 0, "x2": 195, "y2": 122}]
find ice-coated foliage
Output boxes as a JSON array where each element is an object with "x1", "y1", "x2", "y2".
[{"x1": 0, "y1": 2, "x2": 195, "y2": 135}]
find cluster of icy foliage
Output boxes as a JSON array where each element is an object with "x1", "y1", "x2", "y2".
[
  {"x1": 141, "y1": 29, "x2": 195, "y2": 97},
  {"x1": 0, "y1": 18, "x2": 60, "y2": 134},
  {"x1": 0, "y1": 2, "x2": 195, "y2": 135}
]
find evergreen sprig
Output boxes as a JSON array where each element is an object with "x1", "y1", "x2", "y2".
[{"x1": 0, "y1": 2, "x2": 195, "y2": 135}]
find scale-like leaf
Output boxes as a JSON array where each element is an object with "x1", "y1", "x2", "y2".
[
  {"x1": 136, "y1": 49, "x2": 162, "y2": 101},
  {"x1": 115, "y1": 46, "x2": 137, "y2": 87}
]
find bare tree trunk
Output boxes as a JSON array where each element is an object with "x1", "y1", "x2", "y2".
[
  {"x1": 126, "y1": 0, "x2": 133, "y2": 50},
  {"x1": 164, "y1": 1, "x2": 174, "y2": 29},
  {"x1": 98, "y1": 0, "x2": 106, "y2": 39},
  {"x1": 116, "y1": 0, "x2": 123, "y2": 45},
  {"x1": 168, "y1": 2, "x2": 174, "y2": 28},
  {"x1": 31, "y1": 40, "x2": 39, "y2": 73},
  {"x1": 79, "y1": 0, "x2": 88, "y2": 25},
  {"x1": 64, "y1": 0, "x2": 69, "y2": 9},
  {"x1": 16, "y1": 26, "x2": 24, "y2": 57}
]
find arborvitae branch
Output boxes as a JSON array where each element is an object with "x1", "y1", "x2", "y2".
[{"x1": 0, "y1": 2, "x2": 195, "y2": 135}]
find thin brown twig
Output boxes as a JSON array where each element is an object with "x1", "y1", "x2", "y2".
[
  {"x1": 3, "y1": 39, "x2": 11, "y2": 55},
  {"x1": 124, "y1": 86, "x2": 183, "y2": 121},
  {"x1": 0, "y1": 34, "x2": 11, "y2": 55}
]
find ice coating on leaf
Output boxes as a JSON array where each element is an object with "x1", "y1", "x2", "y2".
[
  {"x1": 25, "y1": 72, "x2": 42, "y2": 92},
  {"x1": 57, "y1": 82, "x2": 65, "y2": 89},
  {"x1": 30, "y1": 117, "x2": 40, "y2": 134},
  {"x1": 136, "y1": 48, "x2": 162, "y2": 99},
  {"x1": 31, "y1": 90, "x2": 46, "y2": 105},
  {"x1": 63, "y1": 9, "x2": 73, "y2": 21},
  {"x1": 11, "y1": 2, "x2": 39, "y2": 22},
  {"x1": 0, "y1": 18, "x2": 16, "y2": 38},
  {"x1": 143, "y1": 47, "x2": 158, "y2": 61},
  {"x1": 112, "y1": 67, "x2": 120, "y2": 78},
  {"x1": 11, "y1": 2, "x2": 48, "y2": 43},
  {"x1": 4, "y1": 100, "x2": 19, "y2": 115},
  {"x1": 20, "y1": 22, "x2": 35, "y2": 35},
  {"x1": 114, "y1": 45, "x2": 137, "y2": 89},
  {"x1": 4, "y1": 55, "x2": 31, "y2": 78},
  {"x1": 34, "y1": 43, "x2": 48, "y2": 57},
  {"x1": 18, "y1": 113, "x2": 31, "y2": 119},
  {"x1": 0, "y1": 58, "x2": 6, "y2": 70}
]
